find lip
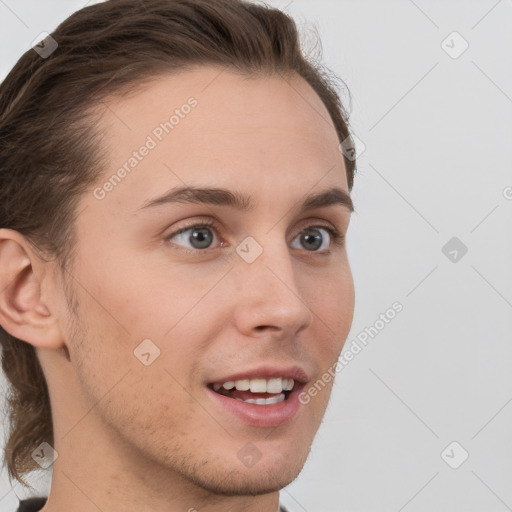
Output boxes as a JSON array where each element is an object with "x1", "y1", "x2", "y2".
[
  {"x1": 207, "y1": 365, "x2": 309, "y2": 385},
  {"x1": 205, "y1": 381, "x2": 306, "y2": 428}
]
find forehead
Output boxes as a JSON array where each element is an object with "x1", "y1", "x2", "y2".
[
  {"x1": 100, "y1": 66, "x2": 337, "y2": 131},
  {"x1": 88, "y1": 66, "x2": 347, "y2": 215}
]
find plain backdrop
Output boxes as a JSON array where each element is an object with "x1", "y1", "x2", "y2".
[{"x1": 0, "y1": 1, "x2": 511, "y2": 511}]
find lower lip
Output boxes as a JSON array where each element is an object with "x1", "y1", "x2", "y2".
[{"x1": 205, "y1": 384, "x2": 305, "y2": 428}]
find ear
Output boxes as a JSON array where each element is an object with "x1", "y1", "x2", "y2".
[{"x1": 0, "y1": 228, "x2": 66, "y2": 350}]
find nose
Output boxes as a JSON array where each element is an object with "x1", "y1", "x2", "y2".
[{"x1": 231, "y1": 239, "x2": 314, "y2": 340}]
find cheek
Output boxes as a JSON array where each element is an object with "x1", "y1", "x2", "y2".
[
  {"x1": 304, "y1": 264, "x2": 354, "y2": 357},
  {"x1": 68, "y1": 247, "x2": 230, "y2": 405},
  {"x1": 299, "y1": 266, "x2": 353, "y2": 415},
  {"x1": 67, "y1": 285, "x2": 201, "y2": 431},
  {"x1": 75, "y1": 241, "x2": 221, "y2": 342}
]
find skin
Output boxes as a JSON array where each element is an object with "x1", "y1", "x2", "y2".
[{"x1": 0, "y1": 66, "x2": 354, "y2": 512}]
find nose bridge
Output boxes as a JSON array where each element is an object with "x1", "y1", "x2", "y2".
[{"x1": 232, "y1": 234, "x2": 313, "y2": 336}]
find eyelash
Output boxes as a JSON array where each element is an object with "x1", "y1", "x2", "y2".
[{"x1": 164, "y1": 218, "x2": 345, "y2": 254}]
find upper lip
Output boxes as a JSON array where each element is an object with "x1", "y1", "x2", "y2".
[{"x1": 208, "y1": 364, "x2": 309, "y2": 385}]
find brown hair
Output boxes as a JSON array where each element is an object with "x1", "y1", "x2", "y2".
[{"x1": 0, "y1": 0, "x2": 357, "y2": 488}]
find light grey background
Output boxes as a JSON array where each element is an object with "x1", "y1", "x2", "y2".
[{"x1": 1, "y1": 1, "x2": 511, "y2": 511}]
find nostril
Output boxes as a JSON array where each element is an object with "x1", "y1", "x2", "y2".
[{"x1": 254, "y1": 325, "x2": 280, "y2": 332}]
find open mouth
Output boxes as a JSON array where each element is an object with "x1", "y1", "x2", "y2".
[{"x1": 207, "y1": 378, "x2": 296, "y2": 405}]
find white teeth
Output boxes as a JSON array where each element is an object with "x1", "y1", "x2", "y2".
[
  {"x1": 214, "y1": 377, "x2": 295, "y2": 394},
  {"x1": 249, "y1": 378, "x2": 268, "y2": 393},
  {"x1": 236, "y1": 393, "x2": 285, "y2": 405},
  {"x1": 284, "y1": 379, "x2": 294, "y2": 391},
  {"x1": 266, "y1": 378, "x2": 282, "y2": 393},
  {"x1": 234, "y1": 379, "x2": 250, "y2": 391}
]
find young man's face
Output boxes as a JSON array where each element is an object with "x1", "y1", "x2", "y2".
[{"x1": 41, "y1": 66, "x2": 354, "y2": 500}]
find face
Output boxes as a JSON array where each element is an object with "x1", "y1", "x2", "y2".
[{"x1": 49, "y1": 66, "x2": 354, "y2": 495}]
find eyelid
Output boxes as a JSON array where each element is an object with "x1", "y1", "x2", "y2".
[{"x1": 165, "y1": 217, "x2": 220, "y2": 238}]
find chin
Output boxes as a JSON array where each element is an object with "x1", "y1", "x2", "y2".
[
  {"x1": 182, "y1": 446, "x2": 311, "y2": 496},
  {"x1": 192, "y1": 465, "x2": 304, "y2": 496}
]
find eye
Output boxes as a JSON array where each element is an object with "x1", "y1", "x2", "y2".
[
  {"x1": 165, "y1": 220, "x2": 220, "y2": 251},
  {"x1": 164, "y1": 220, "x2": 344, "y2": 253},
  {"x1": 291, "y1": 226, "x2": 343, "y2": 252}
]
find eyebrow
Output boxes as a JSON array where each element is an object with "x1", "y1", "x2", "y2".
[{"x1": 137, "y1": 185, "x2": 354, "y2": 214}]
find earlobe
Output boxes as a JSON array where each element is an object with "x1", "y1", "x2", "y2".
[{"x1": 0, "y1": 229, "x2": 66, "y2": 350}]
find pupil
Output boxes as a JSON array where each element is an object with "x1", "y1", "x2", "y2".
[
  {"x1": 303, "y1": 229, "x2": 322, "y2": 251},
  {"x1": 191, "y1": 228, "x2": 213, "y2": 249}
]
